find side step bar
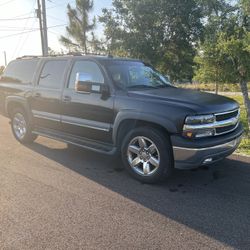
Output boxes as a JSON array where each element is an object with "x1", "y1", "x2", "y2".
[{"x1": 32, "y1": 127, "x2": 117, "y2": 155}]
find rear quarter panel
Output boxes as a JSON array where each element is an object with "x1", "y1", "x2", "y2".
[{"x1": 0, "y1": 82, "x2": 33, "y2": 116}]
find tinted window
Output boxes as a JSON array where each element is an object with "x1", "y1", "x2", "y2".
[
  {"x1": 0, "y1": 59, "x2": 38, "y2": 83},
  {"x1": 106, "y1": 61, "x2": 172, "y2": 89},
  {"x1": 68, "y1": 61, "x2": 104, "y2": 89},
  {"x1": 39, "y1": 60, "x2": 67, "y2": 89}
]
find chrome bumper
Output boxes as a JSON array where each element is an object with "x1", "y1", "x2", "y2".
[{"x1": 173, "y1": 136, "x2": 242, "y2": 169}]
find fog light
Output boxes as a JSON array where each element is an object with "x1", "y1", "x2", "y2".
[{"x1": 203, "y1": 158, "x2": 213, "y2": 164}]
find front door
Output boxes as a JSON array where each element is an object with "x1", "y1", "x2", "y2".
[
  {"x1": 61, "y1": 60, "x2": 114, "y2": 143},
  {"x1": 30, "y1": 59, "x2": 68, "y2": 130}
]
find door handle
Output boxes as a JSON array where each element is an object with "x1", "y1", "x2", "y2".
[
  {"x1": 34, "y1": 92, "x2": 41, "y2": 98},
  {"x1": 63, "y1": 96, "x2": 71, "y2": 102}
]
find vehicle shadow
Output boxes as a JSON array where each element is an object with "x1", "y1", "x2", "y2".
[{"x1": 26, "y1": 139, "x2": 250, "y2": 249}]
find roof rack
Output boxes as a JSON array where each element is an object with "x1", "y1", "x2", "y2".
[
  {"x1": 16, "y1": 55, "x2": 40, "y2": 59},
  {"x1": 66, "y1": 52, "x2": 83, "y2": 56},
  {"x1": 16, "y1": 52, "x2": 114, "y2": 60},
  {"x1": 65, "y1": 51, "x2": 113, "y2": 57}
]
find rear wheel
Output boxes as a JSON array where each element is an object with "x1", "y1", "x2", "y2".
[
  {"x1": 11, "y1": 108, "x2": 37, "y2": 144},
  {"x1": 121, "y1": 127, "x2": 173, "y2": 183}
]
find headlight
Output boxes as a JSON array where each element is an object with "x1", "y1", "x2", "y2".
[
  {"x1": 185, "y1": 114, "x2": 215, "y2": 125},
  {"x1": 183, "y1": 114, "x2": 216, "y2": 138}
]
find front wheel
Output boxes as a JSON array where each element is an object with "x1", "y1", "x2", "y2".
[
  {"x1": 121, "y1": 127, "x2": 173, "y2": 184},
  {"x1": 11, "y1": 108, "x2": 37, "y2": 144}
]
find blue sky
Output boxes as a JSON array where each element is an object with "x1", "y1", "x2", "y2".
[{"x1": 0, "y1": 0, "x2": 112, "y2": 66}]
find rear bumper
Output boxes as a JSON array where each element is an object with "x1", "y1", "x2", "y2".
[{"x1": 171, "y1": 124, "x2": 244, "y2": 169}]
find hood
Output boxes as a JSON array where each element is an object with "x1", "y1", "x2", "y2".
[{"x1": 128, "y1": 87, "x2": 239, "y2": 114}]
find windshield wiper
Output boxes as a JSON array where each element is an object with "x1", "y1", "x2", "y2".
[
  {"x1": 154, "y1": 84, "x2": 171, "y2": 88},
  {"x1": 127, "y1": 85, "x2": 158, "y2": 89}
]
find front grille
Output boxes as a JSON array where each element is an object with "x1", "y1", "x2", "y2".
[
  {"x1": 216, "y1": 124, "x2": 237, "y2": 134},
  {"x1": 215, "y1": 109, "x2": 240, "y2": 135},
  {"x1": 216, "y1": 110, "x2": 239, "y2": 121}
]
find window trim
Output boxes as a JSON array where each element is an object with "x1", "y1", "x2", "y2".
[
  {"x1": 37, "y1": 59, "x2": 69, "y2": 90},
  {"x1": 67, "y1": 59, "x2": 105, "y2": 90}
]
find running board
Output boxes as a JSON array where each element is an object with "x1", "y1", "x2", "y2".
[{"x1": 32, "y1": 127, "x2": 117, "y2": 155}]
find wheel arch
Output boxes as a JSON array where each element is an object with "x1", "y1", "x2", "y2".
[
  {"x1": 5, "y1": 96, "x2": 32, "y2": 122},
  {"x1": 113, "y1": 111, "x2": 177, "y2": 147}
]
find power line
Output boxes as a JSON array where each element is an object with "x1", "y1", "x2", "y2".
[
  {"x1": 0, "y1": 0, "x2": 15, "y2": 7},
  {"x1": 0, "y1": 17, "x2": 36, "y2": 21},
  {"x1": 48, "y1": 30, "x2": 57, "y2": 35},
  {"x1": 49, "y1": 23, "x2": 67, "y2": 29},
  {"x1": 11, "y1": 11, "x2": 35, "y2": 18},
  {"x1": 0, "y1": 24, "x2": 67, "y2": 39},
  {"x1": 46, "y1": 0, "x2": 75, "y2": 10},
  {"x1": 0, "y1": 12, "x2": 35, "y2": 22},
  {"x1": 11, "y1": 0, "x2": 36, "y2": 60},
  {"x1": 0, "y1": 27, "x2": 37, "y2": 31},
  {"x1": 15, "y1": 20, "x2": 37, "y2": 59},
  {"x1": 47, "y1": 14, "x2": 66, "y2": 23},
  {"x1": 0, "y1": 25, "x2": 34, "y2": 28}
]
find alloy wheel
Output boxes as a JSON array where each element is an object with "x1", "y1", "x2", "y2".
[
  {"x1": 13, "y1": 113, "x2": 27, "y2": 140},
  {"x1": 127, "y1": 136, "x2": 160, "y2": 176}
]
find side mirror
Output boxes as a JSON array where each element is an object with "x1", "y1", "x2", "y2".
[
  {"x1": 75, "y1": 72, "x2": 94, "y2": 93},
  {"x1": 75, "y1": 72, "x2": 110, "y2": 98}
]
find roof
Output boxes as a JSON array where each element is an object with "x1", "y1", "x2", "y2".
[{"x1": 16, "y1": 53, "x2": 141, "y2": 63}]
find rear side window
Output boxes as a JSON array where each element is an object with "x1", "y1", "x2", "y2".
[
  {"x1": 68, "y1": 60, "x2": 104, "y2": 89},
  {"x1": 38, "y1": 60, "x2": 67, "y2": 89},
  {"x1": 0, "y1": 59, "x2": 38, "y2": 84}
]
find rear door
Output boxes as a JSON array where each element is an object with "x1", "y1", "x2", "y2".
[{"x1": 30, "y1": 59, "x2": 69, "y2": 130}]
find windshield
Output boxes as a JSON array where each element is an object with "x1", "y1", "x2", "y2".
[{"x1": 105, "y1": 61, "x2": 172, "y2": 89}]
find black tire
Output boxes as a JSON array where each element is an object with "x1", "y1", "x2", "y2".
[
  {"x1": 121, "y1": 127, "x2": 173, "y2": 184},
  {"x1": 11, "y1": 107, "x2": 37, "y2": 144}
]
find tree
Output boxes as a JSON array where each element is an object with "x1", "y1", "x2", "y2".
[
  {"x1": 100, "y1": 0, "x2": 203, "y2": 81},
  {"x1": 194, "y1": 0, "x2": 238, "y2": 93},
  {"x1": 48, "y1": 47, "x2": 65, "y2": 56},
  {"x1": 60, "y1": 0, "x2": 101, "y2": 54},
  {"x1": 195, "y1": 0, "x2": 250, "y2": 128}
]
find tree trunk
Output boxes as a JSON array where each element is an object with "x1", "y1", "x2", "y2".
[
  {"x1": 215, "y1": 82, "x2": 219, "y2": 95},
  {"x1": 239, "y1": 79, "x2": 250, "y2": 130},
  {"x1": 83, "y1": 32, "x2": 87, "y2": 54}
]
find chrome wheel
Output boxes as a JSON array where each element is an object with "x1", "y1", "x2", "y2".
[
  {"x1": 127, "y1": 136, "x2": 160, "y2": 176},
  {"x1": 13, "y1": 113, "x2": 27, "y2": 140}
]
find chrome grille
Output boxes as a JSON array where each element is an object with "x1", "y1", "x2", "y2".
[{"x1": 215, "y1": 109, "x2": 240, "y2": 135}]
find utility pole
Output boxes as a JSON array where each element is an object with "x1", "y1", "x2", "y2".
[
  {"x1": 41, "y1": 0, "x2": 48, "y2": 56},
  {"x1": 3, "y1": 51, "x2": 7, "y2": 66},
  {"x1": 36, "y1": 0, "x2": 45, "y2": 56}
]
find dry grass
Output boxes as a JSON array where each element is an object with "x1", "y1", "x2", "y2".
[{"x1": 177, "y1": 82, "x2": 250, "y2": 93}]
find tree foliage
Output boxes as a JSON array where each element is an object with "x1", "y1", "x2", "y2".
[
  {"x1": 60, "y1": 0, "x2": 103, "y2": 53},
  {"x1": 195, "y1": 0, "x2": 250, "y2": 127},
  {"x1": 100, "y1": 0, "x2": 203, "y2": 81}
]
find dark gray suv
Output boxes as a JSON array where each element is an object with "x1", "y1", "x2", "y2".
[{"x1": 0, "y1": 55, "x2": 243, "y2": 183}]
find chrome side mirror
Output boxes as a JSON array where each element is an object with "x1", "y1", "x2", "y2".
[
  {"x1": 75, "y1": 72, "x2": 110, "y2": 98},
  {"x1": 75, "y1": 72, "x2": 94, "y2": 93}
]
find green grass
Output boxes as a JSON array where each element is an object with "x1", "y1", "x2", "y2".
[
  {"x1": 237, "y1": 137, "x2": 250, "y2": 155},
  {"x1": 225, "y1": 95, "x2": 250, "y2": 156},
  {"x1": 228, "y1": 95, "x2": 249, "y2": 134}
]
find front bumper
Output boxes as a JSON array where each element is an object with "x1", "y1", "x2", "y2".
[{"x1": 171, "y1": 124, "x2": 243, "y2": 169}]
